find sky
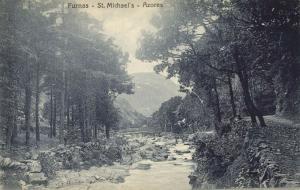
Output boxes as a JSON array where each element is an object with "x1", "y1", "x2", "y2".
[{"x1": 85, "y1": 0, "x2": 163, "y2": 74}]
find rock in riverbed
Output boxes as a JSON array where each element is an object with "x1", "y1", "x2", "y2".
[
  {"x1": 26, "y1": 172, "x2": 48, "y2": 185},
  {"x1": 133, "y1": 163, "x2": 151, "y2": 170},
  {"x1": 175, "y1": 150, "x2": 191, "y2": 155}
]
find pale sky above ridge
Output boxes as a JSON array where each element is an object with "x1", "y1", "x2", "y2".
[{"x1": 84, "y1": 0, "x2": 164, "y2": 74}]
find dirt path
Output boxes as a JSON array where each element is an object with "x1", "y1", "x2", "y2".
[
  {"x1": 263, "y1": 115, "x2": 300, "y2": 127},
  {"x1": 244, "y1": 114, "x2": 300, "y2": 186},
  {"x1": 261, "y1": 115, "x2": 300, "y2": 186}
]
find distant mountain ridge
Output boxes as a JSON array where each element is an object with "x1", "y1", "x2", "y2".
[
  {"x1": 117, "y1": 72, "x2": 183, "y2": 117},
  {"x1": 114, "y1": 97, "x2": 147, "y2": 129}
]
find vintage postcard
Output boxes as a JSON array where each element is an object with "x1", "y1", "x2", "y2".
[{"x1": 0, "y1": 0, "x2": 299, "y2": 189}]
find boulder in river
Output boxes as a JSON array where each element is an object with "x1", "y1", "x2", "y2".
[
  {"x1": 175, "y1": 150, "x2": 191, "y2": 155},
  {"x1": 26, "y1": 172, "x2": 48, "y2": 185},
  {"x1": 134, "y1": 163, "x2": 152, "y2": 170},
  {"x1": 167, "y1": 156, "x2": 177, "y2": 161},
  {"x1": 111, "y1": 176, "x2": 125, "y2": 183},
  {"x1": 25, "y1": 160, "x2": 42, "y2": 173}
]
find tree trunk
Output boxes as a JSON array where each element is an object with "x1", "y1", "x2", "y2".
[
  {"x1": 53, "y1": 61, "x2": 58, "y2": 138},
  {"x1": 84, "y1": 99, "x2": 89, "y2": 142},
  {"x1": 94, "y1": 125, "x2": 97, "y2": 139},
  {"x1": 59, "y1": 3, "x2": 66, "y2": 143},
  {"x1": 213, "y1": 80, "x2": 222, "y2": 122},
  {"x1": 105, "y1": 125, "x2": 110, "y2": 139},
  {"x1": 59, "y1": 63, "x2": 65, "y2": 143},
  {"x1": 66, "y1": 95, "x2": 70, "y2": 130},
  {"x1": 3, "y1": 67, "x2": 16, "y2": 149},
  {"x1": 11, "y1": 99, "x2": 18, "y2": 144},
  {"x1": 49, "y1": 85, "x2": 53, "y2": 138},
  {"x1": 25, "y1": 80, "x2": 32, "y2": 145},
  {"x1": 240, "y1": 74, "x2": 257, "y2": 122},
  {"x1": 66, "y1": 71, "x2": 70, "y2": 131},
  {"x1": 79, "y1": 101, "x2": 85, "y2": 142},
  {"x1": 53, "y1": 94, "x2": 57, "y2": 137},
  {"x1": 35, "y1": 61, "x2": 40, "y2": 142},
  {"x1": 234, "y1": 46, "x2": 266, "y2": 127},
  {"x1": 238, "y1": 69, "x2": 266, "y2": 127},
  {"x1": 71, "y1": 105, "x2": 75, "y2": 126},
  {"x1": 191, "y1": 124, "x2": 195, "y2": 133},
  {"x1": 227, "y1": 74, "x2": 237, "y2": 118},
  {"x1": 3, "y1": 0, "x2": 19, "y2": 149}
]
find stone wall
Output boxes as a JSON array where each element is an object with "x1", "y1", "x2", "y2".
[{"x1": 190, "y1": 120, "x2": 300, "y2": 189}]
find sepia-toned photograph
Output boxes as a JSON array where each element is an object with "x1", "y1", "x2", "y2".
[{"x1": 0, "y1": 0, "x2": 300, "y2": 189}]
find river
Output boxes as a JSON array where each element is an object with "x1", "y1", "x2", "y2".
[{"x1": 50, "y1": 137, "x2": 196, "y2": 190}]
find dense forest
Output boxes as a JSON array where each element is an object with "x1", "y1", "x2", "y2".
[
  {"x1": 137, "y1": 0, "x2": 300, "y2": 188},
  {"x1": 138, "y1": 0, "x2": 300, "y2": 133},
  {"x1": 0, "y1": 0, "x2": 134, "y2": 148}
]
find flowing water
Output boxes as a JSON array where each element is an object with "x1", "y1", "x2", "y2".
[{"x1": 57, "y1": 141, "x2": 196, "y2": 190}]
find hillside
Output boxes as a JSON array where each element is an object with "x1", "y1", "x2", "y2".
[
  {"x1": 117, "y1": 73, "x2": 183, "y2": 116},
  {"x1": 114, "y1": 97, "x2": 147, "y2": 129}
]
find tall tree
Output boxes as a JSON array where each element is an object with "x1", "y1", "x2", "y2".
[{"x1": 0, "y1": 0, "x2": 21, "y2": 148}]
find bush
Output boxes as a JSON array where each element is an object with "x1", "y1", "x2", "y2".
[
  {"x1": 40, "y1": 136, "x2": 128, "y2": 172},
  {"x1": 39, "y1": 151, "x2": 59, "y2": 179},
  {"x1": 0, "y1": 156, "x2": 28, "y2": 188},
  {"x1": 190, "y1": 120, "x2": 252, "y2": 188}
]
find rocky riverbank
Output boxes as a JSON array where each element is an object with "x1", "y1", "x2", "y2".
[
  {"x1": 0, "y1": 133, "x2": 195, "y2": 190},
  {"x1": 0, "y1": 136, "x2": 127, "y2": 189}
]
